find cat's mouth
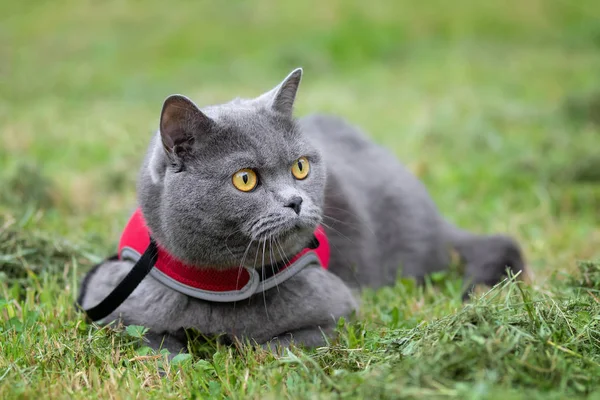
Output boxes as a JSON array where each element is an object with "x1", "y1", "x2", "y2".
[
  {"x1": 220, "y1": 215, "x2": 321, "y2": 269},
  {"x1": 240, "y1": 213, "x2": 321, "y2": 265},
  {"x1": 259, "y1": 223, "x2": 304, "y2": 244},
  {"x1": 250, "y1": 216, "x2": 318, "y2": 242},
  {"x1": 237, "y1": 226, "x2": 314, "y2": 268}
]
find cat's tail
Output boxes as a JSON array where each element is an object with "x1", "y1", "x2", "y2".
[{"x1": 441, "y1": 219, "x2": 529, "y2": 295}]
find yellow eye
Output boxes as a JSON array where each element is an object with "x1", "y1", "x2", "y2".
[
  {"x1": 232, "y1": 169, "x2": 258, "y2": 192},
  {"x1": 291, "y1": 157, "x2": 310, "y2": 180}
]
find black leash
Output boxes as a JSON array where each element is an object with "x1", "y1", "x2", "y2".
[{"x1": 81, "y1": 238, "x2": 158, "y2": 322}]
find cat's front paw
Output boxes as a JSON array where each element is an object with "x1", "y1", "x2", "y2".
[{"x1": 144, "y1": 330, "x2": 189, "y2": 360}]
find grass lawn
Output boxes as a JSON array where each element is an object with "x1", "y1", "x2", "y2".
[{"x1": 2, "y1": 0, "x2": 600, "y2": 398}]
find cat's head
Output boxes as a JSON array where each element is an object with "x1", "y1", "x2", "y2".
[{"x1": 138, "y1": 68, "x2": 326, "y2": 269}]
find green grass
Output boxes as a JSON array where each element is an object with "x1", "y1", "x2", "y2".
[{"x1": 1, "y1": 0, "x2": 600, "y2": 398}]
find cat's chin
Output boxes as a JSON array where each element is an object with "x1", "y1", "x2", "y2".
[
  {"x1": 232, "y1": 225, "x2": 317, "y2": 269},
  {"x1": 273, "y1": 225, "x2": 317, "y2": 253}
]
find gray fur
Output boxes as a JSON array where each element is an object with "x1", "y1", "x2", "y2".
[
  {"x1": 79, "y1": 261, "x2": 357, "y2": 351},
  {"x1": 78, "y1": 68, "x2": 525, "y2": 354}
]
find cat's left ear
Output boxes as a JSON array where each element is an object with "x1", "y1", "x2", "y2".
[
  {"x1": 160, "y1": 95, "x2": 213, "y2": 156},
  {"x1": 259, "y1": 68, "x2": 303, "y2": 117}
]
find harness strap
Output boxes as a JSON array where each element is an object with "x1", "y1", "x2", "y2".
[
  {"x1": 81, "y1": 234, "x2": 323, "y2": 321},
  {"x1": 82, "y1": 238, "x2": 158, "y2": 322}
]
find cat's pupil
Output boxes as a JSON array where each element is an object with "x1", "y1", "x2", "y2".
[
  {"x1": 242, "y1": 173, "x2": 248, "y2": 184},
  {"x1": 297, "y1": 161, "x2": 303, "y2": 171}
]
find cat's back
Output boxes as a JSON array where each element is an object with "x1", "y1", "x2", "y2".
[
  {"x1": 298, "y1": 114, "x2": 449, "y2": 286},
  {"x1": 299, "y1": 114, "x2": 420, "y2": 194},
  {"x1": 300, "y1": 114, "x2": 373, "y2": 156}
]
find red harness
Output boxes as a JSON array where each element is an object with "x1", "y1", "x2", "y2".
[{"x1": 117, "y1": 209, "x2": 330, "y2": 302}]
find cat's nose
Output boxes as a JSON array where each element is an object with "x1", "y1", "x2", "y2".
[{"x1": 284, "y1": 196, "x2": 303, "y2": 215}]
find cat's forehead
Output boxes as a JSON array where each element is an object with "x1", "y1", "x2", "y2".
[
  {"x1": 204, "y1": 99, "x2": 288, "y2": 127},
  {"x1": 194, "y1": 101, "x2": 307, "y2": 166},
  {"x1": 208, "y1": 101, "x2": 297, "y2": 138}
]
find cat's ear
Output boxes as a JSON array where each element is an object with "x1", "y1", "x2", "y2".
[
  {"x1": 159, "y1": 95, "x2": 212, "y2": 155},
  {"x1": 259, "y1": 68, "x2": 303, "y2": 117}
]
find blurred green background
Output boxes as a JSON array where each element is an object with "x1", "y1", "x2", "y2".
[
  {"x1": 2, "y1": 1, "x2": 600, "y2": 398},
  {"x1": 1, "y1": 0, "x2": 600, "y2": 277}
]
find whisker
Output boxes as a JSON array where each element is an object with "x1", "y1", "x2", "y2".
[
  {"x1": 322, "y1": 204, "x2": 376, "y2": 236},
  {"x1": 235, "y1": 239, "x2": 253, "y2": 293},
  {"x1": 253, "y1": 220, "x2": 286, "y2": 241},
  {"x1": 224, "y1": 228, "x2": 244, "y2": 257},
  {"x1": 269, "y1": 236, "x2": 280, "y2": 294},
  {"x1": 261, "y1": 239, "x2": 269, "y2": 319},
  {"x1": 320, "y1": 221, "x2": 358, "y2": 246},
  {"x1": 323, "y1": 205, "x2": 364, "y2": 218},
  {"x1": 322, "y1": 214, "x2": 365, "y2": 231},
  {"x1": 252, "y1": 239, "x2": 261, "y2": 269},
  {"x1": 245, "y1": 238, "x2": 262, "y2": 306},
  {"x1": 232, "y1": 239, "x2": 253, "y2": 312},
  {"x1": 251, "y1": 215, "x2": 286, "y2": 237},
  {"x1": 274, "y1": 237, "x2": 291, "y2": 266}
]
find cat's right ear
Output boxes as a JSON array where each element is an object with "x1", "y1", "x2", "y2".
[
  {"x1": 159, "y1": 95, "x2": 212, "y2": 156},
  {"x1": 254, "y1": 68, "x2": 303, "y2": 118}
]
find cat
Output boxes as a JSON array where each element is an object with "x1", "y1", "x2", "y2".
[{"x1": 77, "y1": 68, "x2": 525, "y2": 354}]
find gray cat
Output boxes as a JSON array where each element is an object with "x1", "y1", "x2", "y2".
[{"x1": 77, "y1": 68, "x2": 525, "y2": 353}]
